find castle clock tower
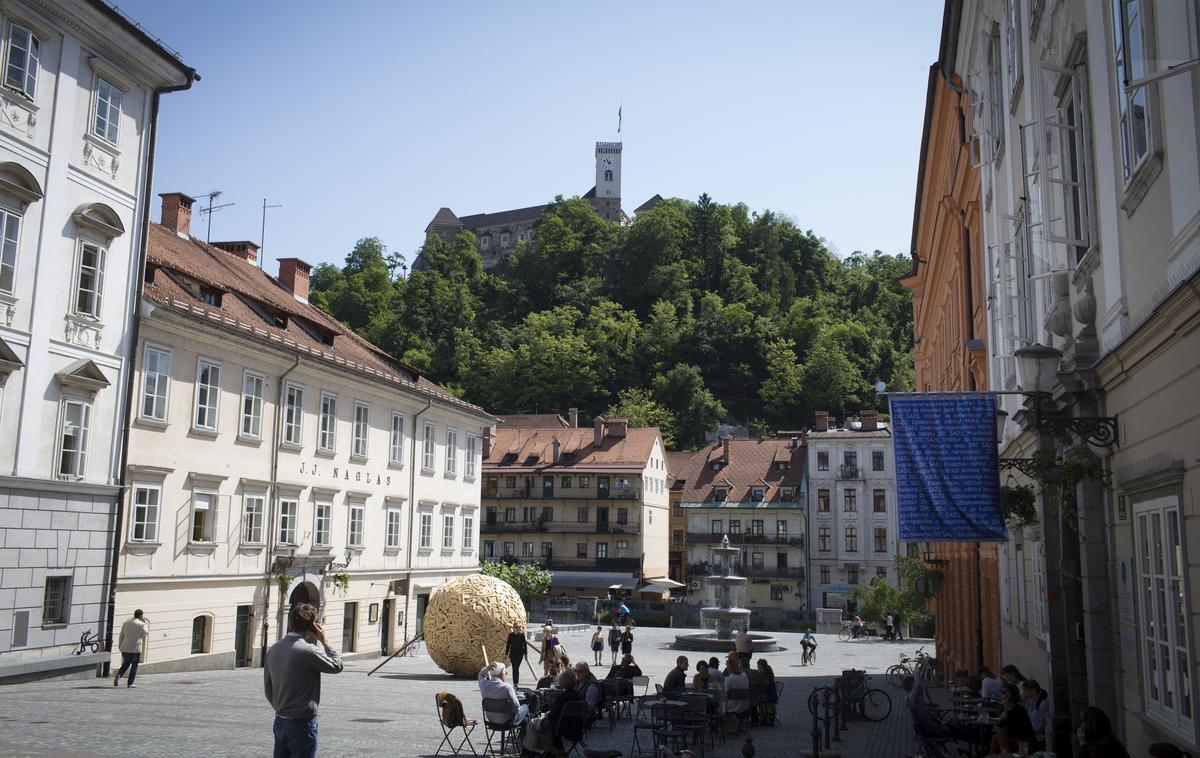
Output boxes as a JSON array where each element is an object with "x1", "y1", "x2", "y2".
[{"x1": 593, "y1": 141, "x2": 623, "y2": 221}]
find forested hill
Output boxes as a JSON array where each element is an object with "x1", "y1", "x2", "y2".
[{"x1": 309, "y1": 194, "x2": 914, "y2": 449}]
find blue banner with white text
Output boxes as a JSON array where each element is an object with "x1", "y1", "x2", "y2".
[{"x1": 891, "y1": 394, "x2": 1006, "y2": 541}]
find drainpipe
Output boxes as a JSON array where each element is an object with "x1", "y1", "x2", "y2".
[
  {"x1": 259, "y1": 356, "x2": 301, "y2": 666},
  {"x1": 402, "y1": 398, "x2": 434, "y2": 646},
  {"x1": 103, "y1": 72, "x2": 198, "y2": 674}
]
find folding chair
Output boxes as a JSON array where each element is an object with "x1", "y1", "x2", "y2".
[
  {"x1": 435, "y1": 693, "x2": 479, "y2": 756},
  {"x1": 481, "y1": 697, "x2": 522, "y2": 757},
  {"x1": 556, "y1": 699, "x2": 590, "y2": 757}
]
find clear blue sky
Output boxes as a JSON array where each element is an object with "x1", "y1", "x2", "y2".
[{"x1": 118, "y1": 0, "x2": 943, "y2": 271}]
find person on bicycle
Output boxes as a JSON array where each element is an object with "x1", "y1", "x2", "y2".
[
  {"x1": 851, "y1": 614, "x2": 865, "y2": 639},
  {"x1": 616, "y1": 601, "x2": 630, "y2": 625},
  {"x1": 801, "y1": 628, "x2": 817, "y2": 663}
]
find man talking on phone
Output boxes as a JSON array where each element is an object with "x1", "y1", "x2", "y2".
[{"x1": 264, "y1": 602, "x2": 344, "y2": 757}]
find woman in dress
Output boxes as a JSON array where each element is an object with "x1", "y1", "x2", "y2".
[
  {"x1": 590, "y1": 625, "x2": 604, "y2": 666},
  {"x1": 539, "y1": 618, "x2": 556, "y2": 676}
]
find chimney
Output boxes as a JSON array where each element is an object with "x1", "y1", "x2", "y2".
[
  {"x1": 722, "y1": 435, "x2": 731, "y2": 464},
  {"x1": 278, "y1": 258, "x2": 312, "y2": 304},
  {"x1": 160, "y1": 192, "x2": 195, "y2": 236},
  {"x1": 593, "y1": 416, "x2": 606, "y2": 447},
  {"x1": 213, "y1": 240, "x2": 260, "y2": 264},
  {"x1": 482, "y1": 426, "x2": 496, "y2": 459},
  {"x1": 568, "y1": 407, "x2": 579, "y2": 428},
  {"x1": 552, "y1": 437, "x2": 561, "y2": 464},
  {"x1": 608, "y1": 418, "x2": 628, "y2": 438},
  {"x1": 790, "y1": 435, "x2": 799, "y2": 449},
  {"x1": 860, "y1": 409, "x2": 879, "y2": 432},
  {"x1": 814, "y1": 411, "x2": 829, "y2": 432}
]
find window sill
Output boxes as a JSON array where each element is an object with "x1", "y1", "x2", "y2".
[
  {"x1": 315, "y1": 447, "x2": 336, "y2": 458},
  {"x1": 83, "y1": 130, "x2": 120, "y2": 157},
  {"x1": 464, "y1": 475, "x2": 476, "y2": 483},
  {"x1": 1120, "y1": 151, "x2": 1164, "y2": 217},
  {"x1": 279, "y1": 441, "x2": 303, "y2": 452},
  {"x1": 388, "y1": 460, "x2": 405, "y2": 469},
  {"x1": 444, "y1": 472, "x2": 458, "y2": 480},
  {"x1": 134, "y1": 416, "x2": 168, "y2": 430},
  {"x1": 41, "y1": 623, "x2": 68, "y2": 630},
  {"x1": 420, "y1": 467, "x2": 435, "y2": 476},
  {"x1": 189, "y1": 427, "x2": 220, "y2": 440},
  {"x1": 383, "y1": 547, "x2": 401, "y2": 555},
  {"x1": 236, "y1": 434, "x2": 263, "y2": 447},
  {"x1": 311, "y1": 545, "x2": 334, "y2": 554},
  {"x1": 125, "y1": 541, "x2": 160, "y2": 555},
  {"x1": 350, "y1": 454, "x2": 368, "y2": 464},
  {"x1": 187, "y1": 541, "x2": 217, "y2": 553},
  {"x1": 346, "y1": 545, "x2": 364, "y2": 554},
  {"x1": 418, "y1": 547, "x2": 433, "y2": 555},
  {"x1": 238, "y1": 543, "x2": 265, "y2": 554}
]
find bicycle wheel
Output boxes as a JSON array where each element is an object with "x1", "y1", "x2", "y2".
[
  {"x1": 838, "y1": 628, "x2": 852, "y2": 642},
  {"x1": 886, "y1": 664, "x2": 909, "y2": 688},
  {"x1": 859, "y1": 688, "x2": 892, "y2": 722},
  {"x1": 808, "y1": 685, "x2": 834, "y2": 715}
]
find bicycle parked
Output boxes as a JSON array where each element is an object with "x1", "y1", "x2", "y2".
[
  {"x1": 841, "y1": 671, "x2": 892, "y2": 721},
  {"x1": 886, "y1": 646, "x2": 936, "y2": 688},
  {"x1": 837, "y1": 621, "x2": 876, "y2": 642}
]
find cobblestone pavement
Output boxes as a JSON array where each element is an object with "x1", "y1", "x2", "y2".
[{"x1": 0, "y1": 626, "x2": 933, "y2": 757}]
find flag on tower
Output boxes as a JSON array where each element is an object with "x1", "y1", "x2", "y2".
[{"x1": 618, "y1": 105, "x2": 622, "y2": 134}]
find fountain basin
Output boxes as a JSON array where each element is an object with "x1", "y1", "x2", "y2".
[{"x1": 672, "y1": 631, "x2": 779, "y2": 652}]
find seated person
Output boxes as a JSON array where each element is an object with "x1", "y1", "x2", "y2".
[
  {"x1": 1021, "y1": 679, "x2": 1048, "y2": 740},
  {"x1": 979, "y1": 666, "x2": 1003, "y2": 701},
  {"x1": 663, "y1": 655, "x2": 689, "y2": 693},
  {"x1": 707, "y1": 657, "x2": 726, "y2": 687},
  {"x1": 692, "y1": 659, "x2": 718, "y2": 690},
  {"x1": 756, "y1": 659, "x2": 777, "y2": 703},
  {"x1": 572, "y1": 661, "x2": 604, "y2": 724},
  {"x1": 537, "y1": 658, "x2": 563, "y2": 690},
  {"x1": 1077, "y1": 706, "x2": 1131, "y2": 758},
  {"x1": 606, "y1": 654, "x2": 642, "y2": 679},
  {"x1": 723, "y1": 658, "x2": 752, "y2": 734},
  {"x1": 903, "y1": 675, "x2": 949, "y2": 739},
  {"x1": 990, "y1": 683, "x2": 1037, "y2": 755},
  {"x1": 524, "y1": 671, "x2": 584, "y2": 757},
  {"x1": 478, "y1": 662, "x2": 528, "y2": 734}
]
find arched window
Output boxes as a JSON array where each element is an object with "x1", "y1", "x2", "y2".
[
  {"x1": 604, "y1": 169, "x2": 613, "y2": 182},
  {"x1": 190, "y1": 614, "x2": 213, "y2": 654}
]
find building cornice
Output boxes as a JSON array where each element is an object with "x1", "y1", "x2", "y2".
[{"x1": 0, "y1": 473, "x2": 119, "y2": 495}]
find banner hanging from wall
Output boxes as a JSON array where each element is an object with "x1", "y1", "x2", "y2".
[{"x1": 890, "y1": 393, "x2": 1006, "y2": 541}]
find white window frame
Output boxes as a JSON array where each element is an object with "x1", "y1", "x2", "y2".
[
  {"x1": 318, "y1": 392, "x2": 337, "y2": 452},
  {"x1": 91, "y1": 75, "x2": 122, "y2": 146},
  {"x1": 4, "y1": 22, "x2": 39, "y2": 99},
  {"x1": 347, "y1": 499, "x2": 365, "y2": 548},
  {"x1": 352, "y1": 401, "x2": 369, "y2": 458},
  {"x1": 385, "y1": 507, "x2": 402, "y2": 550},
  {"x1": 1005, "y1": 0, "x2": 1023, "y2": 99},
  {"x1": 190, "y1": 490, "x2": 216, "y2": 544},
  {"x1": 389, "y1": 411, "x2": 404, "y2": 465},
  {"x1": 463, "y1": 510, "x2": 474, "y2": 550},
  {"x1": 1015, "y1": 541, "x2": 1028, "y2": 630},
  {"x1": 140, "y1": 345, "x2": 171, "y2": 422},
  {"x1": 314, "y1": 496, "x2": 332, "y2": 548},
  {"x1": 240, "y1": 371, "x2": 265, "y2": 439},
  {"x1": 422, "y1": 422, "x2": 435, "y2": 472},
  {"x1": 130, "y1": 484, "x2": 161, "y2": 542},
  {"x1": 1135, "y1": 497, "x2": 1195, "y2": 740},
  {"x1": 465, "y1": 434, "x2": 477, "y2": 479},
  {"x1": 443, "y1": 511, "x2": 455, "y2": 550},
  {"x1": 242, "y1": 492, "x2": 265, "y2": 545},
  {"x1": 282, "y1": 383, "x2": 303, "y2": 446},
  {"x1": 72, "y1": 239, "x2": 106, "y2": 318},
  {"x1": 1034, "y1": 62, "x2": 1094, "y2": 268},
  {"x1": 193, "y1": 358, "x2": 222, "y2": 432},
  {"x1": 419, "y1": 511, "x2": 433, "y2": 550},
  {"x1": 445, "y1": 427, "x2": 458, "y2": 477},
  {"x1": 56, "y1": 398, "x2": 91, "y2": 480},
  {"x1": 1111, "y1": 0, "x2": 1158, "y2": 183},
  {"x1": 0, "y1": 205, "x2": 21, "y2": 293},
  {"x1": 278, "y1": 497, "x2": 299, "y2": 546}
]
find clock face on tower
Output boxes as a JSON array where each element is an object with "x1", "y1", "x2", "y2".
[{"x1": 603, "y1": 158, "x2": 613, "y2": 168}]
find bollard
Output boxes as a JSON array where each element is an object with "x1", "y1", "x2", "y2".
[
  {"x1": 824, "y1": 687, "x2": 836, "y2": 747},
  {"x1": 810, "y1": 689, "x2": 822, "y2": 757}
]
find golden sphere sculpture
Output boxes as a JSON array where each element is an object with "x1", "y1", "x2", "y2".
[{"x1": 423, "y1": 574, "x2": 527, "y2": 677}]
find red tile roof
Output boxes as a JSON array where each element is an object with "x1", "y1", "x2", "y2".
[
  {"x1": 144, "y1": 223, "x2": 491, "y2": 419},
  {"x1": 484, "y1": 427, "x2": 660, "y2": 472},
  {"x1": 673, "y1": 438, "x2": 806, "y2": 505},
  {"x1": 496, "y1": 414, "x2": 570, "y2": 429}
]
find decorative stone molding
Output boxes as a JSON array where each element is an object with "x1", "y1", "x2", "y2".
[
  {"x1": 0, "y1": 292, "x2": 16, "y2": 326},
  {"x1": 0, "y1": 91, "x2": 37, "y2": 139},
  {"x1": 82, "y1": 138, "x2": 120, "y2": 180},
  {"x1": 64, "y1": 314, "x2": 103, "y2": 350}
]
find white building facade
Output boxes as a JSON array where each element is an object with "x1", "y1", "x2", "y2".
[
  {"x1": 806, "y1": 411, "x2": 909, "y2": 612},
  {"x1": 114, "y1": 195, "x2": 492, "y2": 673},
  {"x1": 0, "y1": 0, "x2": 194, "y2": 681}
]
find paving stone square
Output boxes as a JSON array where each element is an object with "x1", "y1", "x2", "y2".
[{"x1": 0, "y1": 626, "x2": 932, "y2": 757}]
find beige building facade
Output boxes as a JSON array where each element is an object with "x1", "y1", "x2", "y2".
[{"x1": 113, "y1": 195, "x2": 491, "y2": 673}]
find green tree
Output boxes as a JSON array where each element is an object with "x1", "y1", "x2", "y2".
[
  {"x1": 652, "y1": 364, "x2": 725, "y2": 448},
  {"x1": 605, "y1": 388, "x2": 677, "y2": 448},
  {"x1": 481, "y1": 561, "x2": 553, "y2": 599},
  {"x1": 851, "y1": 556, "x2": 943, "y2": 624}
]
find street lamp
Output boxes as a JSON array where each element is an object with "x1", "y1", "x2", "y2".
[
  {"x1": 1014, "y1": 343, "x2": 1063, "y2": 395},
  {"x1": 1012, "y1": 343, "x2": 1119, "y2": 449}
]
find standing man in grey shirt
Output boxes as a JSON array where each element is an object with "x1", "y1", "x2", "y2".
[{"x1": 264, "y1": 603, "x2": 344, "y2": 758}]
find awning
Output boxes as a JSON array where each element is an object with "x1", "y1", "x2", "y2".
[
  {"x1": 550, "y1": 571, "x2": 638, "y2": 590},
  {"x1": 646, "y1": 577, "x2": 685, "y2": 589},
  {"x1": 638, "y1": 583, "x2": 671, "y2": 595}
]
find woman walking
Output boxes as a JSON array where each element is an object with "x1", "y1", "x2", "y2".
[{"x1": 590, "y1": 625, "x2": 604, "y2": 666}]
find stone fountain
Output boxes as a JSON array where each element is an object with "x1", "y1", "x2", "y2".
[{"x1": 673, "y1": 535, "x2": 778, "y2": 651}]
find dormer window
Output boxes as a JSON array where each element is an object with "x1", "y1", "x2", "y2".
[
  {"x1": 751, "y1": 487, "x2": 765, "y2": 502},
  {"x1": 274, "y1": 313, "x2": 288, "y2": 329},
  {"x1": 200, "y1": 287, "x2": 222, "y2": 307},
  {"x1": 781, "y1": 487, "x2": 795, "y2": 501},
  {"x1": 776, "y1": 461, "x2": 788, "y2": 470},
  {"x1": 710, "y1": 461, "x2": 722, "y2": 471},
  {"x1": 714, "y1": 487, "x2": 728, "y2": 501}
]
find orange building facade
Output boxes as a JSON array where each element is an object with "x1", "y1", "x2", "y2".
[{"x1": 901, "y1": 5, "x2": 999, "y2": 680}]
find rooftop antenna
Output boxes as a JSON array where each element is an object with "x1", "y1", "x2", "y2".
[
  {"x1": 260, "y1": 198, "x2": 283, "y2": 270},
  {"x1": 197, "y1": 191, "x2": 234, "y2": 243}
]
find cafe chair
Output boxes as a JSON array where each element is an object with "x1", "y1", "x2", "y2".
[
  {"x1": 435, "y1": 693, "x2": 479, "y2": 756},
  {"x1": 480, "y1": 697, "x2": 522, "y2": 758}
]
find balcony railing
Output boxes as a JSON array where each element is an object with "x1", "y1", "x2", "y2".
[
  {"x1": 685, "y1": 561, "x2": 805, "y2": 580},
  {"x1": 483, "y1": 520, "x2": 641, "y2": 535},
  {"x1": 488, "y1": 555, "x2": 640, "y2": 573},
  {"x1": 483, "y1": 489, "x2": 643, "y2": 501},
  {"x1": 839, "y1": 464, "x2": 860, "y2": 479},
  {"x1": 685, "y1": 532, "x2": 804, "y2": 547}
]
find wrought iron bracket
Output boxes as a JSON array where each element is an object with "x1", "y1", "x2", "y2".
[
  {"x1": 1035, "y1": 412, "x2": 1119, "y2": 448},
  {"x1": 998, "y1": 458, "x2": 1041, "y2": 478}
]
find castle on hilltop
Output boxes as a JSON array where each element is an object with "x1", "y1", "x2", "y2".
[{"x1": 418, "y1": 141, "x2": 663, "y2": 271}]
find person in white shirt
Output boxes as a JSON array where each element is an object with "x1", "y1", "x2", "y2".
[
  {"x1": 114, "y1": 609, "x2": 149, "y2": 688},
  {"x1": 979, "y1": 666, "x2": 1003, "y2": 701},
  {"x1": 885, "y1": 613, "x2": 895, "y2": 640},
  {"x1": 478, "y1": 662, "x2": 528, "y2": 733}
]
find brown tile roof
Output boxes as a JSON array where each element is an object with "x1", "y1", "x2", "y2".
[
  {"x1": 807, "y1": 426, "x2": 891, "y2": 439},
  {"x1": 484, "y1": 428, "x2": 660, "y2": 472},
  {"x1": 458, "y1": 204, "x2": 548, "y2": 230},
  {"x1": 673, "y1": 438, "x2": 806, "y2": 506},
  {"x1": 497, "y1": 414, "x2": 570, "y2": 429},
  {"x1": 144, "y1": 223, "x2": 491, "y2": 419}
]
